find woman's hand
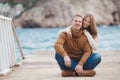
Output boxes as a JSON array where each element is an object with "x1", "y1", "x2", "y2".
[
  {"x1": 64, "y1": 55, "x2": 71, "y2": 67},
  {"x1": 83, "y1": 29, "x2": 87, "y2": 33},
  {"x1": 75, "y1": 64, "x2": 83, "y2": 76}
]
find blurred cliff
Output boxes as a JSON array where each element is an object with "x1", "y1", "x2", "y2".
[{"x1": 0, "y1": 0, "x2": 120, "y2": 28}]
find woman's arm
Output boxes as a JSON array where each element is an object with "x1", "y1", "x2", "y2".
[
  {"x1": 58, "y1": 25, "x2": 71, "y2": 34},
  {"x1": 58, "y1": 25, "x2": 72, "y2": 39},
  {"x1": 83, "y1": 30, "x2": 98, "y2": 50}
]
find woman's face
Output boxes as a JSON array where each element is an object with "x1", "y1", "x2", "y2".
[{"x1": 83, "y1": 17, "x2": 91, "y2": 28}]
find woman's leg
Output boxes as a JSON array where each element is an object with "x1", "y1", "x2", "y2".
[
  {"x1": 55, "y1": 53, "x2": 77, "y2": 71},
  {"x1": 83, "y1": 53, "x2": 101, "y2": 70}
]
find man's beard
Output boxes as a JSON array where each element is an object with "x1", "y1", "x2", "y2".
[{"x1": 76, "y1": 26, "x2": 81, "y2": 30}]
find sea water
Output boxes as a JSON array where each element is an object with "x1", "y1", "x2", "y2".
[{"x1": 15, "y1": 26, "x2": 120, "y2": 60}]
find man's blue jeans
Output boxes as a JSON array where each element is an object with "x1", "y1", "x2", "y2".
[{"x1": 55, "y1": 52, "x2": 101, "y2": 71}]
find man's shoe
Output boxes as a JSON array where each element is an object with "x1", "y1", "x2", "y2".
[
  {"x1": 61, "y1": 70, "x2": 75, "y2": 77},
  {"x1": 82, "y1": 70, "x2": 96, "y2": 77}
]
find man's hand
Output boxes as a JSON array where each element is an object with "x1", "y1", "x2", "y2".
[
  {"x1": 75, "y1": 64, "x2": 83, "y2": 76},
  {"x1": 64, "y1": 55, "x2": 71, "y2": 67}
]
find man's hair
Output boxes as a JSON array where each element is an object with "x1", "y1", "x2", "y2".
[
  {"x1": 73, "y1": 14, "x2": 82, "y2": 18},
  {"x1": 72, "y1": 14, "x2": 82, "y2": 21}
]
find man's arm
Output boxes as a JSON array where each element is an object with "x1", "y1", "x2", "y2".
[
  {"x1": 54, "y1": 32, "x2": 68, "y2": 57},
  {"x1": 75, "y1": 41, "x2": 92, "y2": 76},
  {"x1": 54, "y1": 32, "x2": 71, "y2": 67},
  {"x1": 78, "y1": 41, "x2": 92, "y2": 66}
]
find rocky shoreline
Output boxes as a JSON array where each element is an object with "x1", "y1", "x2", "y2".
[{"x1": 0, "y1": 0, "x2": 120, "y2": 28}]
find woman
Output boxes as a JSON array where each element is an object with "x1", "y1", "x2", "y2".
[{"x1": 59, "y1": 14, "x2": 98, "y2": 51}]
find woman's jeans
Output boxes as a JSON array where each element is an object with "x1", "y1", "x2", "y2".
[{"x1": 55, "y1": 52, "x2": 101, "y2": 71}]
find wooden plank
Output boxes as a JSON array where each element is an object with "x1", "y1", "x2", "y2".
[{"x1": 1, "y1": 50, "x2": 120, "y2": 80}]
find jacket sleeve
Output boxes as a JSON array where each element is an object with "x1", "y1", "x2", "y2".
[
  {"x1": 84, "y1": 31, "x2": 98, "y2": 50},
  {"x1": 58, "y1": 25, "x2": 71, "y2": 34},
  {"x1": 54, "y1": 32, "x2": 68, "y2": 57},
  {"x1": 78, "y1": 41, "x2": 92, "y2": 66}
]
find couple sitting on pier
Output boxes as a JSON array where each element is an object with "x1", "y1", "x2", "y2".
[{"x1": 54, "y1": 14, "x2": 101, "y2": 77}]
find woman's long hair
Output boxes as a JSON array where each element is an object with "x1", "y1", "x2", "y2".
[{"x1": 83, "y1": 14, "x2": 97, "y2": 38}]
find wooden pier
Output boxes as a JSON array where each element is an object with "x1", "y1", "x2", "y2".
[{"x1": 0, "y1": 50, "x2": 120, "y2": 80}]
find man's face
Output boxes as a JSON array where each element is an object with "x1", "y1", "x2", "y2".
[{"x1": 71, "y1": 16, "x2": 82, "y2": 30}]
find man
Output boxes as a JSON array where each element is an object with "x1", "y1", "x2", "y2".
[{"x1": 54, "y1": 14, "x2": 101, "y2": 77}]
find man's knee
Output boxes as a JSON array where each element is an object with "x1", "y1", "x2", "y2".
[
  {"x1": 92, "y1": 53, "x2": 101, "y2": 64},
  {"x1": 83, "y1": 53, "x2": 101, "y2": 70},
  {"x1": 55, "y1": 52, "x2": 62, "y2": 60},
  {"x1": 55, "y1": 53, "x2": 64, "y2": 64},
  {"x1": 55, "y1": 53, "x2": 58, "y2": 60}
]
